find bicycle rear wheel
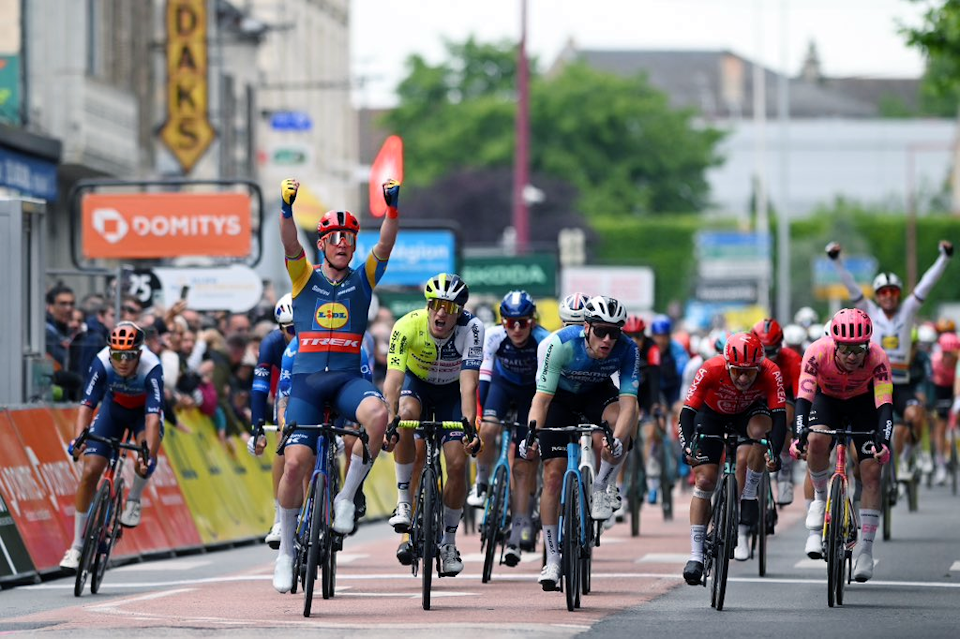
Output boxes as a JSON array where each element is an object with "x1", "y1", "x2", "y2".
[
  {"x1": 757, "y1": 471, "x2": 769, "y2": 577},
  {"x1": 482, "y1": 465, "x2": 508, "y2": 584},
  {"x1": 562, "y1": 472, "x2": 580, "y2": 612},
  {"x1": 661, "y1": 440, "x2": 675, "y2": 521},
  {"x1": 74, "y1": 484, "x2": 109, "y2": 597},
  {"x1": 826, "y1": 477, "x2": 844, "y2": 607},
  {"x1": 628, "y1": 444, "x2": 643, "y2": 537},
  {"x1": 714, "y1": 474, "x2": 736, "y2": 611},
  {"x1": 880, "y1": 463, "x2": 892, "y2": 541},
  {"x1": 303, "y1": 474, "x2": 324, "y2": 617},
  {"x1": 92, "y1": 480, "x2": 124, "y2": 594},
  {"x1": 421, "y1": 467, "x2": 437, "y2": 611},
  {"x1": 950, "y1": 431, "x2": 958, "y2": 496}
]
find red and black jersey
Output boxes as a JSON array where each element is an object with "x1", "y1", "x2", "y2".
[
  {"x1": 683, "y1": 355, "x2": 786, "y2": 415},
  {"x1": 772, "y1": 347, "x2": 802, "y2": 398}
]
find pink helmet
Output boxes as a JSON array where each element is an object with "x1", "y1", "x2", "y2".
[
  {"x1": 724, "y1": 332, "x2": 765, "y2": 368},
  {"x1": 830, "y1": 308, "x2": 872, "y2": 344},
  {"x1": 938, "y1": 332, "x2": 960, "y2": 353}
]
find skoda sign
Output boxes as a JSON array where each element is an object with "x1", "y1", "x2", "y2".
[{"x1": 462, "y1": 254, "x2": 557, "y2": 297}]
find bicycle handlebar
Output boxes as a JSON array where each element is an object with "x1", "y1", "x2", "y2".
[
  {"x1": 524, "y1": 420, "x2": 616, "y2": 451},
  {"x1": 276, "y1": 421, "x2": 372, "y2": 464},
  {"x1": 686, "y1": 429, "x2": 774, "y2": 467},
  {"x1": 394, "y1": 418, "x2": 480, "y2": 457},
  {"x1": 73, "y1": 429, "x2": 149, "y2": 464}
]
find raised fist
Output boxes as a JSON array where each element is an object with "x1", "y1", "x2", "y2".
[
  {"x1": 940, "y1": 240, "x2": 954, "y2": 258},
  {"x1": 382, "y1": 179, "x2": 401, "y2": 209},
  {"x1": 825, "y1": 242, "x2": 841, "y2": 260},
  {"x1": 281, "y1": 179, "x2": 299, "y2": 206}
]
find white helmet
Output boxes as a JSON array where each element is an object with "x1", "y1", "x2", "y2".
[
  {"x1": 808, "y1": 323, "x2": 826, "y2": 342},
  {"x1": 559, "y1": 292, "x2": 588, "y2": 325},
  {"x1": 584, "y1": 295, "x2": 627, "y2": 326},
  {"x1": 274, "y1": 293, "x2": 294, "y2": 324},
  {"x1": 794, "y1": 306, "x2": 819, "y2": 328},
  {"x1": 917, "y1": 323, "x2": 937, "y2": 345},
  {"x1": 872, "y1": 272, "x2": 903, "y2": 294},
  {"x1": 783, "y1": 323, "x2": 806, "y2": 347}
]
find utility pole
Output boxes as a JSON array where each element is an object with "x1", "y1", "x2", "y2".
[{"x1": 512, "y1": 0, "x2": 530, "y2": 254}]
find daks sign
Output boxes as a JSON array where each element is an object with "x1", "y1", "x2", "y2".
[{"x1": 82, "y1": 192, "x2": 251, "y2": 259}]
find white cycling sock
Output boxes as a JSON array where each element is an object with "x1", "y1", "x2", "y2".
[
  {"x1": 476, "y1": 463, "x2": 490, "y2": 486},
  {"x1": 73, "y1": 509, "x2": 89, "y2": 549},
  {"x1": 273, "y1": 499, "x2": 280, "y2": 526},
  {"x1": 543, "y1": 524, "x2": 560, "y2": 565},
  {"x1": 128, "y1": 473, "x2": 148, "y2": 502},
  {"x1": 395, "y1": 462, "x2": 414, "y2": 504},
  {"x1": 441, "y1": 507, "x2": 461, "y2": 545},
  {"x1": 741, "y1": 469, "x2": 762, "y2": 500},
  {"x1": 901, "y1": 443, "x2": 914, "y2": 465},
  {"x1": 810, "y1": 468, "x2": 831, "y2": 501},
  {"x1": 595, "y1": 458, "x2": 622, "y2": 491},
  {"x1": 509, "y1": 514, "x2": 529, "y2": 545},
  {"x1": 859, "y1": 508, "x2": 880, "y2": 555},
  {"x1": 338, "y1": 454, "x2": 370, "y2": 503},
  {"x1": 690, "y1": 524, "x2": 706, "y2": 562},
  {"x1": 277, "y1": 506, "x2": 298, "y2": 558}
]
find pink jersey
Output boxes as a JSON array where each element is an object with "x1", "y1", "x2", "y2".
[
  {"x1": 797, "y1": 336, "x2": 893, "y2": 407},
  {"x1": 931, "y1": 351, "x2": 957, "y2": 387}
]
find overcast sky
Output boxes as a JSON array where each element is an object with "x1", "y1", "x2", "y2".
[{"x1": 350, "y1": 0, "x2": 930, "y2": 107}]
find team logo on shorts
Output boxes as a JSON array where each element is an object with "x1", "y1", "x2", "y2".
[{"x1": 316, "y1": 302, "x2": 349, "y2": 329}]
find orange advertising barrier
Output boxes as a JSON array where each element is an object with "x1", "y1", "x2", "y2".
[
  {"x1": 81, "y1": 192, "x2": 251, "y2": 259},
  {"x1": 0, "y1": 410, "x2": 71, "y2": 572}
]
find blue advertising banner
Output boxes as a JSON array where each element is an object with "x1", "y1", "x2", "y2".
[
  {"x1": 0, "y1": 145, "x2": 58, "y2": 201},
  {"x1": 348, "y1": 229, "x2": 457, "y2": 288}
]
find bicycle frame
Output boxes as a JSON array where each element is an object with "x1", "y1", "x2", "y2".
[{"x1": 481, "y1": 419, "x2": 516, "y2": 538}]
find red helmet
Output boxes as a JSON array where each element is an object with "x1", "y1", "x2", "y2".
[
  {"x1": 623, "y1": 315, "x2": 646, "y2": 336},
  {"x1": 939, "y1": 332, "x2": 960, "y2": 353},
  {"x1": 724, "y1": 332, "x2": 765, "y2": 368},
  {"x1": 830, "y1": 308, "x2": 872, "y2": 344},
  {"x1": 751, "y1": 318, "x2": 784, "y2": 348},
  {"x1": 109, "y1": 321, "x2": 144, "y2": 351},
  {"x1": 317, "y1": 210, "x2": 360, "y2": 238},
  {"x1": 936, "y1": 318, "x2": 957, "y2": 334}
]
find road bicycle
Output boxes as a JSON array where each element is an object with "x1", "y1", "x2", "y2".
[
  {"x1": 389, "y1": 418, "x2": 478, "y2": 611},
  {"x1": 71, "y1": 429, "x2": 148, "y2": 597},
  {"x1": 269, "y1": 417, "x2": 370, "y2": 617},
  {"x1": 645, "y1": 410, "x2": 677, "y2": 521},
  {"x1": 477, "y1": 417, "x2": 523, "y2": 583},
  {"x1": 880, "y1": 457, "x2": 895, "y2": 540},
  {"x1": 748, "y1": 467, "x2": 777, "y2": 577},
  {"x1": 526, "y1": 421, "x2": 614, "y2": 612},
  {"x1": 688, "y1": 427, "x2": 771, "y2": 611},
  {"x1": 947, "y1": 411, "x2": 958, "y2": 496},
  {"x1": 622, "y1": 421, "x2": 645, "y2": 537},
  {"x1": 807, "y1": 427, "x2": 864, "y2": 608}
]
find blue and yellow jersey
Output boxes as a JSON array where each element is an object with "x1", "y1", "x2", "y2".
[{"x1": 285, "y1": 248, "x2": 387, "y2": 375}]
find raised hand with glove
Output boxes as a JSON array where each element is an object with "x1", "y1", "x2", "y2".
[
  {"x1": 383, "y1": 179, "x2": 401, "y2": 218},
  {"x1": 280, "y1": 179, "x2": 299, "y2": 218}
]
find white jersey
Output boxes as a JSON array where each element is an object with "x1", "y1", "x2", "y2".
[{"x1": 833, "y1": 253, "x2": 950, "y2": 384}]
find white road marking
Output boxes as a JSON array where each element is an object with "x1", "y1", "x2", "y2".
[
  {"x1": 87, "y1": 588, "x2": 195, "y2": 614},
  {"x1": 794, "y1": 558, "x2": 879, "y2": 569},
  {"x1": 636, "y1": 553, "x2": 689, "y2": 564},
  {"x1": 114, "y1": 559, "x2": 212, "y2": 572},
  {"x1": 338, "y1": 590, "x2": 474, "y2": 598},
  {"x1": 950, "y1": 560, "x2": 960, "y2": 572}
]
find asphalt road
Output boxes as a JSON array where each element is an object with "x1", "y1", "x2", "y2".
[{"x1": 2, "y1": 477, "x2": 958, "y2": 637}]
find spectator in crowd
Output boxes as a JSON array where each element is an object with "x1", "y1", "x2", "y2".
[
  {"x1": 45, "y1": 284, "x2": 83, "y2": 399},
  {"x1": 77, "y1": 302, "x2": 117, "y2": 376},
  {"x1": 227, "y1": 312, "x2": 252, "y2": 337},
  {"x1": 120, "y1": 296, "x2": 144, "y2": 324}
]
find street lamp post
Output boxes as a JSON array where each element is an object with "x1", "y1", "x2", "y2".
[{"x1": 512, "y1": 0, "x2": 530, "y2": 254}]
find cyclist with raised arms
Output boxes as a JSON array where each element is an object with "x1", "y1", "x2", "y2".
[
  {"x1": 826, "y1": 240, "x2": 952, "y2": 480},
  {"x1": 520, "y1": 295, "x2": 640, "y2": 591},
  {"x1": 384, "y1": 273, "x2": 484, "y2": 577},
  {"x1": 60, "y1": 322, "x2": 163, "y2": 571},
  {"x1": 271, "y1": 179, "x2": 398, "y2": 593},
  {"x1": 469, "y1": 290, "x2": 550, "y2": 565},
  {"x1": 791, "y1": 308, "x2": 893, "y2": 581},
  {"x1": 752, "y1": 318, "x2": 803, "y2": 505},
  {"x1": 679, "y1": 332, "x2": 786, "y2": 584}
]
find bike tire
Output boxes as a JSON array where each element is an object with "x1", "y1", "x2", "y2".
[
  {"x1": 714, "y1": 473, "x2": 736, "y2": 611},
  {"x1": 826, "y1": 478, "x2": 843, "y2": 607},
  {"x1": 661, "y1": 441, "x2": 675, "y2": 521},
  {"x1": 758, "y1": 471, "x2": 769, "y2": 577},
  {"x1": 708, "y1": 483, "x2": 724, "y2": 608},
  {"x1": 907, "y1": 473, "x2": 919, "y2": 512},
  {"x1": 303, "y1": 474, "x2": 324, "y2": 617},
  {"x1": 562, "y1": 472, "x2": 580, "y2": 612},
  {"x1": 482, "y1": 465, "x2": 508, "y2": 584},
  {"x1": 628, "y1": 445, "x2": 643, "y2": 537},
  {"x1": 92, "y1": 479, "x2": 124, "y2": 594},
  {"x1": 74, "y1": 484, "x2": 108, "y2": 597},
  {"x1": 950, "y1": 434, "x2": 958, "y2": 496},
  {"x1": 421, "y1": 467, "x2": 437, "y2": 611},
  {"x1": 881, "y1": 463, "x2": 892, "y2": 541}
]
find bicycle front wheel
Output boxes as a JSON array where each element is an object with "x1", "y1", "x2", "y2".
[
  {"x1": 826, "y1": 477, "x2": 844, "y2": 608},
  {"x1": 482, "y1": 465, "x2": 508, "y2": 584},
  {"x1": 758, "y1": 471, "x2": 769, "y2": 577},
  {"x1": 92, "y1": 479, "x2": 124, "y2": 594},
  {"x1": 75, "y1": 484, "x2": 109, "y2": 597},
  {"x1": 880, "y1": 463, "x2": 892, "y2": 541},
  {"x1": 421, "y1": 467, "x2": 437, "y2": 611},
  {"x1": 950, "y1": 432, "x2": 958, "y2": 496},
  {"x1": 322, "y1": 469, "x2": 338, "y2": 600},
  {"x1": 628, "y1": 444, "x2": 643, "y2": 537},
  {"x1": 303, "y1": 474, "x2": 325, "y2": 617},
  {"x1": 714, "y1": 474, "x2": 736, "y2": 611},
  {"x1": 562, "y1": 472, "x2": 580, "y2": 612}
]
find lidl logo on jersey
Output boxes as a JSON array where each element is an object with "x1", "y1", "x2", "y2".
[{"x1": 315, "y1": 302, "x2": 349, "y2": 329}]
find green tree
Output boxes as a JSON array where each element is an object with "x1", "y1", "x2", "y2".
[{"x1": 382, "y1": 38, "x2": 724, "y2": 215}]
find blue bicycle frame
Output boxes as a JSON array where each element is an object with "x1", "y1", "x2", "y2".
[
  {"x1": 558, "y1": 436, "x2": 591, "y2": 555},
  {"x1": 481, "y1": 421, "x2": 515, "y2": 533}
]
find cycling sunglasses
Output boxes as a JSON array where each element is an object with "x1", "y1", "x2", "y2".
[
  {"x1": 728, "y1": 365, "x2": 759, "y2": 375},
  {"x1": 322, "y1": 231, "x2": 356, "y2": 247},
  {"x1": 837, "y1": 342, "x2": 869, "y2": 355},
  {"x1": 503, "y1": 318, "x2": 532, "y2": 330},
  {"x1": 764, "y1": 346, "x2": 781, "y2": 358},
  {"x1": 428, "y1": 299, "x2": 462, "y2": 315},
  {"x1": 280, "y1": 323, "x2": 296, "y2": 336},
  {"x1": 110, "y1": 350, "x2": 140, "y2": 362},
  {"x1": 591, "y1": 325, "x2": 622, "y2": 341}
]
